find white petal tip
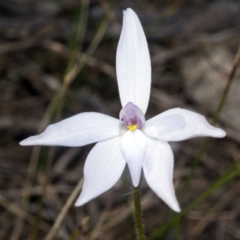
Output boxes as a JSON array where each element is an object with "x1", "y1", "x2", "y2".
[
  {"x1": 74, "y1": 197, "x2": 87, "y2": 207},
  {"x1": 123, "y1": 9, "x2": 136, "y2": 20},
  {"x1": 202, "y1": 120, "x2": 226, "y2": 138},
  {"x1": 208, "y1": 127, "x2": 226, "y2": 138},
  {"x1": 125, "y1": 8, "x2": 134, "y2": 13},
  {"x1": 216, "y1": 129, "x2": 226, "y2": 138},
  {"x1": 133, "y1": 181, "x2": 140, "y2": 188},
  {"x1": 19, "y1": 135, "x2": 44, "y2": 146},
  {"x1": 74, "y1": 201, "x2": 82, "y2": 207},
  {"x1": 172, "y1": 204, "x2": 181, "y2": 213},
  {"x1": 19, "y1": 141, "x2": 25, "y2": 146},
  {"x1": 165, "y1": 198, "x2": 181, "y2": 212},
  {"x1": 132, "y1": 174, "x2": 141, "y2": 187},
  {"x1": 19, "y1": 138, "x2": 34, "y2": 146},
  {"x1": 74, "y1": 202, "x2": 80, "y2": 207}
]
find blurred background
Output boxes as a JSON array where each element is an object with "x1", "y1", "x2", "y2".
[{"x1": 1, "y1": 0, "x2": 240, "y2": 239}]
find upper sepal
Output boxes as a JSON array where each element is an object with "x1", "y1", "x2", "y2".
[{"x1": 116, "y1": 8, "x2": 151, "y2": 115}]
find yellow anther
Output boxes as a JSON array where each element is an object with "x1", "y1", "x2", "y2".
[{"x1": 127, "y1": 125, "x2": 137, "y2": 131}]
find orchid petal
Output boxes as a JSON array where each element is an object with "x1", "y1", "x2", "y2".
[
  {"x1": 120, "y1": 129, "x2": 147, "y2": 187},
  {"x1": 75, "y1": 137, "x2": 126, "y2": 206},
  {"x1": 20, "y1": 112, "x2": 124, "y2": 147},
  {"x1": 143, "y1": 108, "x2": 226, "y2": 142},
  {"x1": 116, "y1": 8, "x2": 151, "y2": 114},
  {"x1": 143, "y1": 137, "x2": 180, "y2": 212}
]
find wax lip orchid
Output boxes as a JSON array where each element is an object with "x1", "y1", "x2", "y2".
[{"x1": 20, "y1": 8, "x2": 226, "y2": 212}]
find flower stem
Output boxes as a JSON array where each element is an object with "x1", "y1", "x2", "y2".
[{"x1": 133, "y1": 186, "x2": 146, "y2": 240}]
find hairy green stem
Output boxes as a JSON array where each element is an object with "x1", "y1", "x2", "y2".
[{"x1": 133, "y1": 186, "x2": 145, "y2": 240}]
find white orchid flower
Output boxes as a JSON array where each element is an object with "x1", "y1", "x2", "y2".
[{"x1": 20, "y1": 8, "x2": 226, "y2": 212}]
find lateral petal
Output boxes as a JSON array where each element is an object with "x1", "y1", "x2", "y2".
[
  {"x1": 20, "y1": 112, "x2": 124, "y2": 147},
  {"x1": 143, "y1": 137, "x2": 180, "y2": 212},
  {"x1": 120, "y1": 129, "x2": 147, "y2": 187},
  {"x1": 143, "y1": 108, "x2": 226, "y2": 142},
  {"x1": 75, "y1": 136, "x2": 126, "y2": 206},
  {"x1": 116, "y1": 8, "x2": 151, "y2": 114}
]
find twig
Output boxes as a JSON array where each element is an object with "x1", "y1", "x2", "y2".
[
  {"x1": 0, "y1": 195, "x2": 51, "y2": 232},
  {"x1": 63, "y1": 11, "x2": 109, "y2": 88},
  {"x1": 44, "y1": 179, "x2": 83, "y2": 240},
  {"x1": 43, "y1": 40, "x2": 115, "y2": 78},
  {"x1": 89, "y1": 200, "x2": 112, "y2": 240}
]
